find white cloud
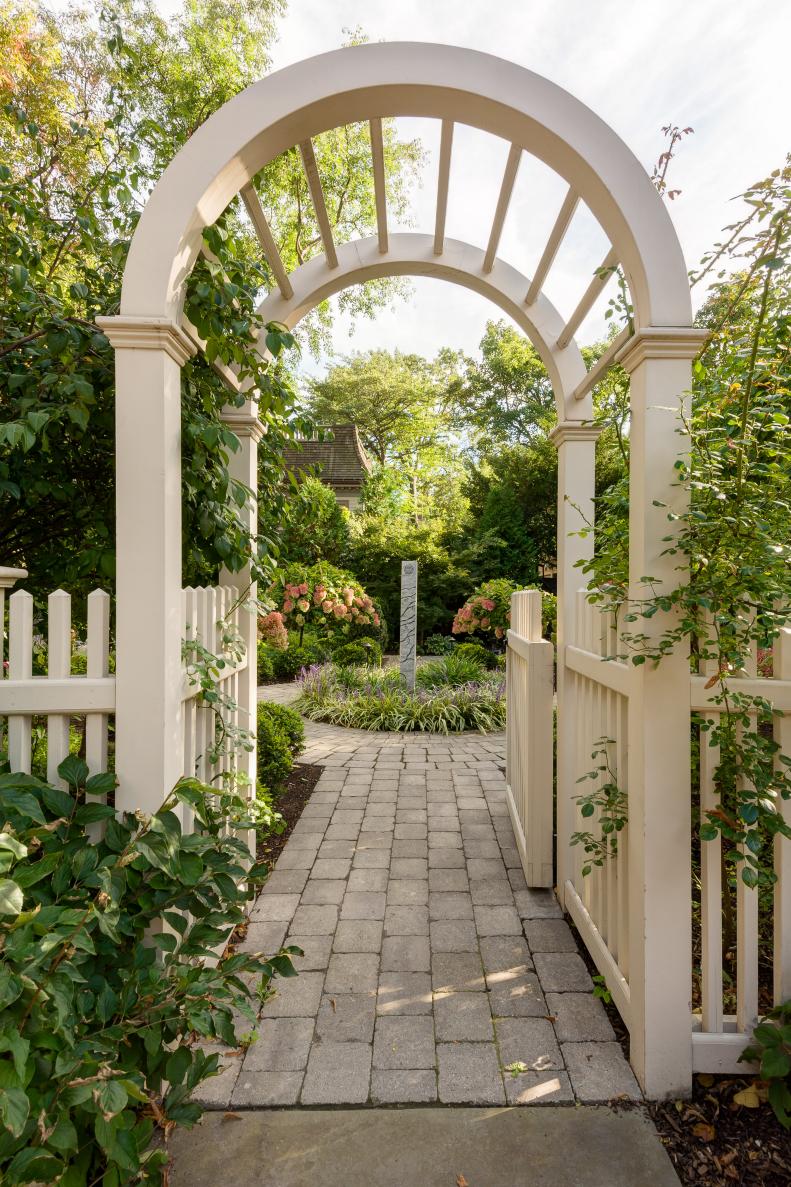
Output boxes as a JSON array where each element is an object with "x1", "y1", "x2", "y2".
[
  {"x1": 56, "y1": 0, "x2": 790, "y2": 372},
  {"x1": 267, "y1": 0, "x2": 789, "y2": 373}
]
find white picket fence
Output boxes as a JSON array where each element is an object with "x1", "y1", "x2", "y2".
[
  {"x1": 0, "y1": 571, "x2": 250, "y2": 820},
  {"x1": 181, "y1": 585, "x2": 249, "y2": 789},
  {"x1": 505, "y1": 589, "x2": 554, "y2": 887},
  {"x1": 562, "y1": 592, "x2": 632, "y2": 1025},
  {"x1": 0, "y1": 576, "x2": 114, "y2": 787},
  {"x1": 691, "y1": 625, "x2": 791, "y2": 1069},
  {"x1": 561, "y1": 589, "x2": 791, "y2": 1072}
]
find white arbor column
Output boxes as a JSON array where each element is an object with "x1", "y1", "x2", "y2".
[
  {"x1": 549, "y1": 421, "x2": 599, "y2": 909},
  {"x1": 220, "y1": 401, "x2": 263, "y2": 837},
  {"x1": 618, "y1": 328, "x2": 707, "y2": 1097},
  {"x1": 98, "y1": 317, "x2": 196, "y2": 817}
]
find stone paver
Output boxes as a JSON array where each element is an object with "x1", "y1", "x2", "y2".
[{"x1": 203, "y1": 705, "x2": 641, "y2": 1108}]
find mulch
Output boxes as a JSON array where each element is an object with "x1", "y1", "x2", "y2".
[
  {"x1": 566, "y1": 914, "x2": 791, "y2": 1186},
  {"x1": 255, "y1": 761, "x2": 324, "y2": 868},
  {"x1": 648, "y1": 1080, "x2": 791, "y2": 1186}
]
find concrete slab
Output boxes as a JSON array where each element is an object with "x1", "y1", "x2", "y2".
[{"x1": 170, "y1": 1107, "x2": 681, "y2": 1187}]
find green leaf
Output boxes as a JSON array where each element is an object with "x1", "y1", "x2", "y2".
[
  {"x1": 96, "y1": 1078, "x2": 127, "y2": 1119},
  {"x1": 0, "y1": 1032, "x2": 30, "y2": 1080},
  {"x1": 75, "y1": 802, "x2": 116, "y2": 824},
  {"x1": 6, "y1": 1146, "x2": 63, "y2": 1183},
  {"x1": 58, "y1": 755, "x2": 89, "y2": 788},
  {"x1": 47, "y1": 1114, "x2": 79, "y2": 1153},
  {"x1": 85, "y1": 771, "x2": 117, "y2": 796},
  {"x1": 0, "y1": 1084, "x2": 30, "y2": 1137},
  {"x1": 165, "y1": 1046, "x2": 192, "y2": 1087},
  {"x1": 0, "y1": 879, "x2": 23, "y2": 916},
  {"x1": 41, "y1": 784, "x2": 75, "y2": 817},
  {"x1": 0, "y1": 833, "x2": 27, "y2": 859},
  {"x1": 761, "y1": 1047, "x2": 791, "y2": 1080}
]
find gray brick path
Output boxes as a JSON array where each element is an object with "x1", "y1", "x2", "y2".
[{"x1": 199, "y1": 703, "x2": 639, "y2": 1108}]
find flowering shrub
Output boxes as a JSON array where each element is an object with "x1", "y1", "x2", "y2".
[
  {"x1": 452, "y1": 579, "x2": 518, "y2": 640},
  {"x1": 258, "y1": 610, "x2": 288, "y2": 651},
  {"x1": 270, "y1": 562, "x2": 384, "y2": 647}
]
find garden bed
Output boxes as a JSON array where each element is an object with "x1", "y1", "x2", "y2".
[
  {"x1": 256, "y1": 761, "x2": 323, "y2": 867},
  {"x1": 294, "y1": 654, "x2": 506, "y2": 734}
]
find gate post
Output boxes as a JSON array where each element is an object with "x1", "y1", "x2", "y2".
[
  {"x1": 550, "y1": 421, "x2": 599, "y2": 909},
  {"x1": 221, "y1": 401, "x2": 264, "y2": 853},
  {"x1": 619, "y1": 328, "x2": 707, "y2": 1097},
  {"x1": 98, "y1": 317, "x2": 195, "y2": 816}
]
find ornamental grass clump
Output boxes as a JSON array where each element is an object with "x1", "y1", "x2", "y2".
[
  {"x1": 295, "y1": 659, "x2": 505, "y2": 735},
  {"x1": 0, "y1": 757, "x2": 298, "y2": 1185}
]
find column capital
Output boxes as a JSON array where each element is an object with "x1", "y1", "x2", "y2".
[
  {"x1": 0, "y1": 566, "x2": 27, "y2": 591},
  {"x1": 616, "y1": 327, "x2": 709, "y2": 373},
  {"x1": 96, "y1": 316, "x2": 197, "y2": 367},
  {"x1": 549, "y1": 420, "x2": 601, "y2": 449},
  {"x1": 221, "y1": 410, "x2": 266, "y2": 443}
]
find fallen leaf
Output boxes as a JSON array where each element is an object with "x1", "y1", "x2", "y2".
[
  {"x1": 696, "y1": 1073, "x2": 714, "y2": 1087},
  {"x1": 733, "y1": 1085, "x2": 760, "y2": 1108},
  {"x1": 330, "y1": 998, "x2": 337, "y2": 1013},
  {"x1": 456, "y1": 1176, "x2": 470, "y2": 1187},
  {"x1": 543, "y1": 1015, "x2": 557, "y2": 1024},
  {"x1": 504, "y1": 1061, "x2": 528, "y2": 1078},
  {"x1": 692, "y1": 1122, "x2": 716, "y2": 1141},
  {"x1": 222, "y1": 1112, "x2": 243, "y2": 1122}
]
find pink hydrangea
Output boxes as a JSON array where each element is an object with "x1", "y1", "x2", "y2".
[
  {"x1": 481, "y1": 599, "x2": 495, "y2": 611},
  {"x1": 283, "y1": 598, "x2": 294, "y2": 614},
  {"x1": 322, "y1": 599, "x2": 333, "y2": 614},
  {"x1": 259, "y1": 611, "x2": 288, "y2": 651},
  {"x1": 480, "y1": 617, "x2": 490, "y2": 629}
]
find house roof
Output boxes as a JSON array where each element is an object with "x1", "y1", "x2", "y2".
[{"x1": 282, "y1": 424, "x2": 372, "y2": 489}]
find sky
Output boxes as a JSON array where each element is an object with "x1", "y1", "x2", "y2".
[
  {"x1": 259, "y1": 0, "x2": 790, "y2": 376},
  {"x1": 94, "y1": 0, "x2": 791, "y2": 375}
]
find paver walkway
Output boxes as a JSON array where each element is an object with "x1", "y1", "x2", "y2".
[{"x1": 198, "y1": 689, "x2": 640, "y2": 1109}]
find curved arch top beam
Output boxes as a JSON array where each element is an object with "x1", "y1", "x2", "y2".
[
  {"x1": 256, "y1": 232, "x2": 591, "y2": 422},
  {"x1": 121, "y1": 42, "x2": 693, "y2": 336}
]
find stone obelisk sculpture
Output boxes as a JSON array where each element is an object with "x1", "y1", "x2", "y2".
[{"x1": 399, "y1": 560, "x2": 418, "y2": 691}]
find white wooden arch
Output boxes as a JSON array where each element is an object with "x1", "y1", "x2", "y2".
[
  {"x1": 256, "y1": 233, "x2": 589, "y2": 422},
  {"x1": 100, "y1": 42, "x2": 707, "y2": 1099}
]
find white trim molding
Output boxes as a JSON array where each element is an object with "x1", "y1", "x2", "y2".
[
  {"x1": 548, "y1": 421, "x2": 602, "y2": 448},
  {"x1": 617, "y1": 327, "x2": 709, "y2": 373},
  {"x1": 96, "y1": 316, "x2": 197, "y2": 367}
]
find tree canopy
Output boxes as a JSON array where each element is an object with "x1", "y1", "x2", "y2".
[{"x1": 0, "y1": 2, "x2": 423, "y2": 599}]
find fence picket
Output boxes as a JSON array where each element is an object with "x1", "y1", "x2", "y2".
[
  {"x1": 7, "y1": 590, "x2": 33, "y2": 773},
  {"x1": 774, "y1": 626, "x2": 791, "y2": 1003},
  {"x1": 699, "y1": 612, "x2": 723, "y2": 1034},
  {"x1": 47, "y1": 590, "x2": 73, "y2": 787},
  {"x1": 735, "y1": 643, "x2": 759, "y2": 1034}
]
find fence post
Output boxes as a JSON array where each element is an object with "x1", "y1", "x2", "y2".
[
  {"x1": 221, "y1": 402, "x2": 265, "y2": 857},
  {"x1": 619, "y1": 329, "x2": 705, "y2": 1097},
  {"x1": 549, "y1": 421, "x2": 599, "y2": 910},
  {"x1": 98, "y1": 317, "x2": 195, "y2": 817},
  {"x1": 506, "y1": 589, "x2": 555, "y2": 887},
  {"x1": 0, "y1": 567, "x2": 27, "y2": 761}
]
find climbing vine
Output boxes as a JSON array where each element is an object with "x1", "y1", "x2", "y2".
[{"x1": 580, "y1": 159, "x2": 791, "y2": 887}]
